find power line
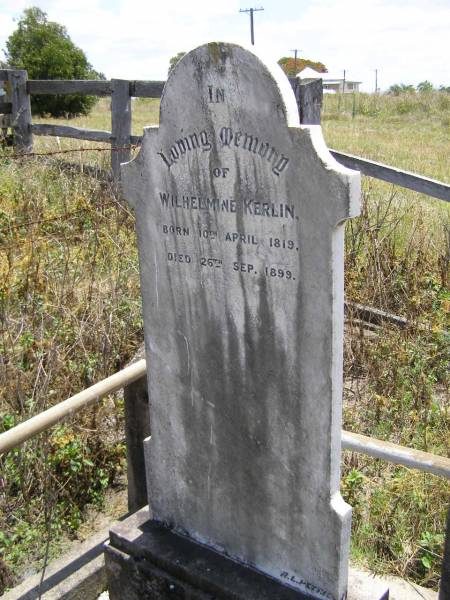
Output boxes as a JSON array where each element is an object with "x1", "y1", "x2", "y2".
[{"x1": 239, "y1": 7, "x2": 264, "y2": 45}]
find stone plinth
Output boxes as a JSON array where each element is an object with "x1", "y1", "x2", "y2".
[{"x1": 105, "y1": 508, "x2": 389, "y2": 600}]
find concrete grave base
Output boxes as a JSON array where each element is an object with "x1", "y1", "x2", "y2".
[{"x1": 105, "y1": 507, "x2": 389, "y2": 600}]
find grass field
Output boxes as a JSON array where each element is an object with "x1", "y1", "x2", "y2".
[{"x1": 0, "y1": 91, "x2": 449, "y2": 593}]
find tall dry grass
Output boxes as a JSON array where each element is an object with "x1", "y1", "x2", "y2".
[{"x1": 0, "y1": 154, "x2": 142, "y2": 587}]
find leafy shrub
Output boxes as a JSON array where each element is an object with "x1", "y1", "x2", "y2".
[{"x1": 4, "y1": 7, "x2": 104, "y2": 117}]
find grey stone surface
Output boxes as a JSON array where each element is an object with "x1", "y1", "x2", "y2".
[{"x1": 122, "y1": 42, "x2": 360, "y2": 600}]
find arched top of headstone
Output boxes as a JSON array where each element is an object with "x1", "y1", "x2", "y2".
[
  {"x1": 160, "y1": 42, "x2": 300, "y2": 132},
  {"x1": 124, "y1": 41, "x2": 359, "y2": 225}
]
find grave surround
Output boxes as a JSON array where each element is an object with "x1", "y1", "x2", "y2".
[{"x1": 107, "y1": 41, "x2": 378, "y2": 600}]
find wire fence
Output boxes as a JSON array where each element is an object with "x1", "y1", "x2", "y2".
[{"x1": 0, "y1": 143, "x2": 140, "y2": 161}]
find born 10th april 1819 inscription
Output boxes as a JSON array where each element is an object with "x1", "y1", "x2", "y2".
[{"x1": 122, "y1": 42, "x2": 360, "y2": 600}]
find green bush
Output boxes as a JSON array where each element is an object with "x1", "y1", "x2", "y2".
[{"x1": 4, "y1": 7, "x2": 104, "y2": 117}]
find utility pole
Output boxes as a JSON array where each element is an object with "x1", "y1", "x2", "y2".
[
  {"x1": 374, "y1": 69, "x2": 378, "y2": 93},
  {"x1": 240, "y1": 7, "x2": 264, "y2": 45},
  {"x1": 291, "y1": 48, "x2": 301, "y2": 75}
]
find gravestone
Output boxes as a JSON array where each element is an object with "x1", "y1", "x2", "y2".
[{"x1": 106, "y1": 42, "x2": 386, "y2": 600}]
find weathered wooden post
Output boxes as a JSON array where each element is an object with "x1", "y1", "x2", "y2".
[
  {"x1": 111, "y1": 79, "x2": 131, "y2": 182},
  {"x1": 0, "y1": 71, "x2": 11, "y2": 141},
  {"x1": 7, "y1": 69, "x2": 32, "y2": 152},
  {"x1": 123, "y1": 373, "x2": 150, "y2": 513},
  {"x1": 289, "y1": 77, "x2": 323, "y2": 125}
]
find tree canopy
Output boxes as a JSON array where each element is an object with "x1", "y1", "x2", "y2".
[
  {"x1": 416, "y1": 80, "x2": 434, "y2": 93},
  {"x1": 4, "y1": 7, "x2": 104, "y2": 117},
  {"x1": 387, "y1": 83, "x2": 416, "y2": 95},
  {"x1": 168, "y1": 52, "x2": 186, "y2": 77},
  {"x1": 277, "y1": 57, "x2": 327, "y2": 78}
]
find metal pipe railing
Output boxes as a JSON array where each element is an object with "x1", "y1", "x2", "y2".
[
  {"x1": 342, "y1": 430, "x2": 450, "y2": 479},
  {"x1": 0, "y1": 359, "x2": 146, "y2": 455}
]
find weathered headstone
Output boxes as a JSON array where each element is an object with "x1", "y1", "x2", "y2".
[{"x1": 115, "y1": 42, "x2": 362, "y2": 600}]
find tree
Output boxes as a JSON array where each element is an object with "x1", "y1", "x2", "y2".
[
  {"x1": 4, "y1": 7, "x2": 104, "y2": 117},
  {"x1": 417, "y1": 80, "x2": 433, "y2": 93},
  {"x1": 168, "y1": 52, "x2": 186, "y2": 77},
  {"x1": 387, "y1": 83, "x2": 416, "y2": 96},
  {"x1": 277, "y1": 57, "x2": 327, "y2": 78}
]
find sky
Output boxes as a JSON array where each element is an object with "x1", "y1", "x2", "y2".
[{"x1": 0, "y1": 0, "x2": 449, "y2": 92}]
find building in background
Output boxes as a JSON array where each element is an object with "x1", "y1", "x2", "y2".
[{"x1": 297, "y1": 67, "x2": 362, "y2": 93}]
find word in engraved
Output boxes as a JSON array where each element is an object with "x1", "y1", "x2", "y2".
[
  {"x1": 159, "y1": 191, "x2": 295, "y2": 219},
  {"x1": 157, "y1": 129, "x2": 212, "y2": 169},
  {"x1": 156, "y1": 127, "x2": 290, "y2": 177},
  {"x1": 208, "y1": 86, "x2": 225, "y2": 103},
  {"x1": 279, "y1": 572, "x2": 336, "y2": 600},
  {"x1": 219, "y1": 126, "x2": 289, "y2": 176}
]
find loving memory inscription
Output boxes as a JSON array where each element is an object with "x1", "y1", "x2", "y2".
[
  {"x1": 122, "y1": 43, "x2": 360, "y2": 600},
  {"x1": 157, "y1": 125, "x2": 290, "y2": 176},
  {"x1": 157, "y1": 119, "x2": 297, "y2": 287}
]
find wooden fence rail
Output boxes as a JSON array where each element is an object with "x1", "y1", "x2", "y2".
[
  {"x1": 32, "y1": 123, "x2": 112, "y2": 142},
  {"x1": 27, "y1": 79, "x2": 113, "y2": 96},
  {"x1": 330, "y1": 150, "x2": 450, "y2": 203}
]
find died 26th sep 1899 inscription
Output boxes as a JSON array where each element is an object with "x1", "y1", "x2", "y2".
[{"x1": 122, "y1": 43, "x2": 360, "y2": 600}]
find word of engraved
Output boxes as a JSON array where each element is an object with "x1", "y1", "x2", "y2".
[
  {"x1": 225, "y1": 232, "x2": 258, "y2": 245},
  {"x1": 162, "y1": 224, "x2": 190, "y2": 236},
  {"x1": 159, "y1": 192, "x2": 295, "y2": 219},
  {"x1": 156, "y1": 126, "x2": 289, "y2": 177},
  {"x1": 208, "y1": 86, "x2": 225, "y2": 103},
  {"x1": 219, "y1": 126, "x2": 289, "y2": 176},
  {"x1": 200, "y1": 257, "x2": 222, "y2": 268},
  {"x1": 269, "y1": 237, "x2": 297, "y2": 250},
  {"x1": 264, "y1": 267, "x2": 294, "y2": 279},
  {"x1": 157, "y1": 130, "x2": 212, "y2": 168},
  {"x1": 233, "y1": 263, "x2": 255, "y2": 273},
  {"x1": 279, "y1": 572, "x2": 336, "y2": 600},
  {"x1": 167, "y1": 252, "x2": 191, "y2": 263},
  {"x1": 198, "y1": 229, "x2": 217, "y2": 239},
  {"x1": 213, "y1": 167, "x2": 230, "y2": 178}
]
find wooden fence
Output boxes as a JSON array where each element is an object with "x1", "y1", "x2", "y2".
[{"x1": 1, "y1": 69, "x2": 449, "y2": 202}]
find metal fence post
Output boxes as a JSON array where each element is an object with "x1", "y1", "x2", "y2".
[
  {"x1": 111, "y1": 79, "x2": 131, "y2": 183},
  {"x1": 7, "y1": 69, "x2": 32, "y2": 152},
  {"x1": 123, "y1": 373, "x2": 150, "y2": 513}
]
